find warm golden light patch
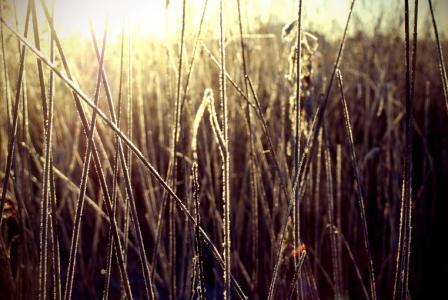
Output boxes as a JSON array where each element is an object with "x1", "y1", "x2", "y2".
[{"x1": 53, "y1": 0, "x2": 167, "y2": 39}]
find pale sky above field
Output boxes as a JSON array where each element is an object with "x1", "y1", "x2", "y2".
[{"x1": 6, "y1": 0, "x2": 448, "y2": 40}]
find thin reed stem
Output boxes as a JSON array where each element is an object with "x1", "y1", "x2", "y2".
[
  {"x1": 219, "y1": 0, "x2": 231, "y2": 298},
  {"x1": 90, "y1": 22, "x2": 155, "y2": 300},
  {"x1": 63, "y1": 19, "x2": 109, "y2": 300},
  {"x1": 323, "y1": 119, "x2": 342, "y2": 299},
  {"x1": 102, "y1": 18, "x2": 126, "y2": 300},
  {"x1": 393, "y1": 0, "x2": 416, "y2": 298},
  {"x1": 336, "y1": 69, "x2": 376, "y2": 300},
  {"x1": 0, "y1": 0, "x2": 30, "y2": 232}
]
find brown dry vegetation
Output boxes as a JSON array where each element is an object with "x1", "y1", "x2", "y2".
[{"x1": 0, "y1": 0, "x2": 447, "y2": 299}]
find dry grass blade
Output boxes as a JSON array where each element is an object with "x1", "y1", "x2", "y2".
[
  {"x1": 90, "y1": 20, "x2": 155, "y2": 300},
  {"x1": 180, "y1": 0, "x2": 208, "y2": 113},
  {"x1": 287, "y1": 250, "x2": 307, "y2": 300},
  {"x1": 293, "y1": 0, "x2": 304, "y2": 272},
  {"x1": 335, "y1": 229, "x2": 370, "y2": 300},
  {"x1": 393, "y1": 0, "x2": 416, "y2": 298},
  {"x1": 192, "y1": 162, "x2": 205, "y2": 300},
  {"x1": 46, "y1": 3, "x2": 61, "y2": 299},
  {"x1": 35, "y1": 1, "x2": 134, "y2": 297},
  {"x1": 336, "y1": 69, "x2": 376, "y2": 300},
  {"x1": 270, "y1": 1, "x2": 357, "y2": 298},
  {"x1": 30, "y1": 0, "x2": 51, "y2": 297},
  {"x1": 323, "y1": 119, "x2": 342, "y2": 299},
  {"x1": 0, "y1": 0, "x2": 30, "y2": 232},
  {"x1": 30, "y1": 0, "x2": 52, "y2": 298},
  {"x1": 427, "y1": 0, "x2": 448, "y2": 113},
  {"x1": 0, "y1": 0, "x2": 12, "y2": 131},
  {"x1": 235, "y1": 0, "x2": 259, "y2": 292},
  {"x1": 168, "y1": 1, "x2": 187, "y2": 297},
  {"x1": 102, "y1": 18, "x2": 125, "y2": 300},
  {"x1": 219, "y1": 0, "x2": 231, "y2": 297},
  {"x1": 63, "y1": 18, "x2": 110, "y2": 300}
]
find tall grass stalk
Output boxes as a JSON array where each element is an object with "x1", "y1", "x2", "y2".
[
  {"x1": 336, "y1": 69, "x2": 376, "y2": 300},
  {"x1": 0, "y1": 0, "x2": 30, "y2": 232},
  {"x1": 393, "y1": 0, "x2": 416, "y2": 298},
  {"x1": 269, "y1": 2, "x2": 357, "y2": 298},
  {"x1": 0, "y1": 0, "x2": 12, "y2": 130},
  {"x1": 235, "y1": 0, "x2": 259, "y2": 293},
  {"x1": 102, "y1": 18, "x2": 125, "y2": 300},
  {"x1": 293, "y1": 1, "x2": 303, "y2": 268},
  {"x1": 90, "y1": 22, "x2": 155, "y2": 300},
  {"x1": 192, "y1": 162, "x2": 205, "y2": 300},
  {"x1": 45, "y1": 3, "x2": 61, "y2": 299},
  {"x1": 287, "y1": 251, "x2": 307, "y2": 300},
  {"x1": 169, "y1": 1, "x2": 187, "y2": 297},
  {"x1": 30, "y1": 0, "x2": 51, "y2": 297},
  {"x1": 323, "y1": 120, "x2": 343, "y2": 299},
  {"x1": 63, "y1": 19, "x2": 109, "y2": 300},
  {"x1": 219, "y1": 0, "x2": 232, "y2": 298},
  {"x1": 36, "y1": 1, "x2": 134, "y2": 297},
  {"x1": 427, "y1": 0, "x2": 448, "y2": 113}
]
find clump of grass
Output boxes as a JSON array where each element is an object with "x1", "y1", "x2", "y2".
[{"x1": 1, "y1": 0, "x2": 447, "y2": 298}]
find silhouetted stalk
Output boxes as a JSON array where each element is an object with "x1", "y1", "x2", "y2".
[
  {"x1": 323, "y1": 119, "x2": 342, "y2": 299},
  {"x1": 235, "y1": 0, "x2": 259, "y2": 293},
  {"x1": 393, "y1": 0, "x2": 416, "y2": 298},
  {"x1": 0, "y1": 0, "x2": 30, "y2": 232},
  {"x1": 192, "y1": 163, "x2": 205, "y2": 300},
  {"x1": 427, "y1": 0, "x2": 448, "y2": 112},
  {"x1": 90, "y1": 22, "x2": 155, "y2": 300},
  {"x1": 269, "y1": 2, "x2": 357, "y2": 298},
  {"x1": 219, "y1": 0, "x2": 231, "y2": 298},
  {"x1": 293, "y1": 1, "x2": 303, "y2": 268},
  {"x1": 30, "y1": 0, "x2": 50, "y2": 297},
  {"x1": 63, "y1": 19, "x2": 109, "y2": 300},
  {"x1": 102, "y1": 19, "x2": 126, "y2": 300},
  {"x1": 0, "y1": 0, "x2": 12, "y2": 130},
  {"x1": 287, "y1": 251, "x2": 307, "y2": 300},
  {"x1": 336, "y1": 69, "x2": 376, "y2": 300}
]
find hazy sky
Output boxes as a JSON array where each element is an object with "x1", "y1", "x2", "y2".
[
  {"x1": 262, "y1": 0, "x2": 448, "y2": 37},
  {"x1": 6, "y1": 0, "x2": 448, "y2": 39}
]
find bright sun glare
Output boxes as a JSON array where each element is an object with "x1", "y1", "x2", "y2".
[
  {"x1": 53, "y1": 0, "x2": 170, "y2": 39},
  {"x1": 12, "y1": 0, "x2": 200, "y2": 40},
  {"x1": 9, "y1": 0, "x2": 448, "y2": 42}
]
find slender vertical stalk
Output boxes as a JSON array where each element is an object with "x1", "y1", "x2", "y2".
[
  {"x1": 293, "y1": 0, "x2": 304, "y2": 279},
  {"x1": 49, "y1": 161, "x2": 61, "y2": 300},
  {"x1": 0, "y1": 0, "x2": 12, "y2": 131},
  {"x1": 269, "y1": 1, "x2": 357, "y2": 297},
  {"x1": 63, "y1": 19, "x2": 109, "y2": 300},
  {"x1": 102, "y1": 19, "x2": 126, "y2": 300},
  {"x1": 90, "y1": 22, "x2": 155, "y2": 300},
  {"x1": 323, "y1": 120, "x2": 342, "y2": 299},
  {"x1": 35, "y1": 2, "x2": 133, "y2": 297},
  {"x1": 192, "y1": 163, "x2": 205, "y2": 300},
  {"x1": 287, "y1": 251, "x2": 307, "y2": 300},
  {"x1": 235, "y1": 0, "x2": 258, "y2": 292},
  {"x1": 336, "y1": 70, "x2": 376, "y2": 300},
  {"x1": 335, "y1": 144, "x2": 343, "y2": 297},
  {"x1": 168, "y1": 1, "x2": 186, "y2": 298},
  {"x1": 219, "y1": 0, "x2": 231, "y2": 298},
  {"x1": 394, "y1": 0, "x2": 416, "y2": 298},
  {"x1": 30, "y1": 0, "x2": 50, "y2": 297},
  {"x1": 123, "y1": 16, "x2": 133, "y2": 266},
  {"x1": 427, "y1": 0, "x2": 448, "y2": 113},
  {"x1": 0, "y1": 0, "x2": 30, "y2": 232}
]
